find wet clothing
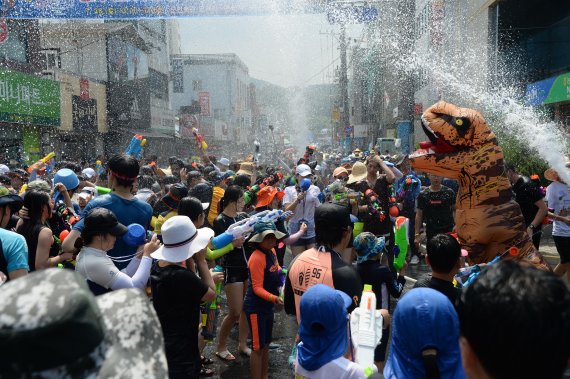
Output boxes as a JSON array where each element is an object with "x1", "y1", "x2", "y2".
[
  {"x1": 73, "y1": 193, "x2": 152, "y2": 270},
  {"x1": 284, "y1": 247, "x2": 362, "y2": 322},
  {"x1": 413, "y1": 274, "x2": 461, "y2": 307},
  {"x1": 283, "y1": 184, "x2": 321, "y2": 239},
  {"x1": 151, "y1": 264, "x2": 209, "y2": 378},
  {"x1": 545, "y1": 181, "x2": 570, "y2": 237},
  {"x1": 417, "y1": 186, "x2": 456, "y2": 239},
  {"x1": 353, "y1": 178, "x2": 393, "y2": 236},
  {"x1": 213, "y1": 212, "x2": 250, "y2": 283},
  {"x1": 207, "y1": 186, "x2": 225, "y2": 225},
  {"x1": 356, "y1": 260, "x2": 405, "y2": 312},
  {"x1": 17, "y1": 224, "x2": 58, "y2": 272},
  {"x1": 0, "y1": 228, "x2": 29, "y2": 278}
]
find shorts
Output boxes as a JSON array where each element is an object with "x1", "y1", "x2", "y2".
[
  {"x1": 374, "y1": 326, "x2": 390, "y2": 362},
  {"x1": 553, "y1": 236, "x2": 570, "y2": 263},
  {"x1": 292, "y1": 237, "x2": 316, "y2": 247},
  {"x1": 245, "y1": 311, "x2": 274, "y2": 351},
  {"x1": 224, "y1": 266, "x2": 248, "y2": 284}
]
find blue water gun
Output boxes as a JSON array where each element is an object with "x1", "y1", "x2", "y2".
[
  {"x1": 461, "y1": 247, "x2": 519, "y2": 287},
  {"x1": 125, "y1": 134, "x2": 147, "y2": 159}
]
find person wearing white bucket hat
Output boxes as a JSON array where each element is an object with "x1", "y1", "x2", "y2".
[{"x1": 150, "y1": 215, "x2": 216, "y2": 378}]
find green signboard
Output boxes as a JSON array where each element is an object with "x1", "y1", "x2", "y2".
[
  {"x1": 544, "y1": 72, "x2": 570, "y2": 105},
  {"x1": 0, "y1": 69, "x2": 60, "y2": 126}
]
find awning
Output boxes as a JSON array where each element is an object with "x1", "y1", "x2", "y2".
[{"x1": 525, "y1": 71, "x2": 570, "y2": 106}]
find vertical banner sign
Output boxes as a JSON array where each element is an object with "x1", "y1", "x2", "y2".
[
  {"x1": 79, "y1": 78, "x2": 90, "y2": 101},
  {"x1": 0, "y1": 18, "x2": 8, "y2": 44},
  {"x1": 199, "y1": 92, "x2": 210, "y2": 116}
]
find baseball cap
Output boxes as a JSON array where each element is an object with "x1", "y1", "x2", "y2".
[
  {"x1": 333, "y1": 166, "x2": 349, "y2": 178},
  {"x1": 315, "y1": 203, "x2": 352, "y2": 231},
  {"x1": 161, "y1": 183, "x2": 189, "y2": 210},
  {"x1": 255, "y1": 186, "x2": 284, "y2": 209},
  {"x1": 353, "y1": 232, "x2": 386, "y2": 263},
  {"x1": 0, "y1": 186, "x2": 23, "y2": 211},
  {"x1": 0, "y1": 164, "x2": 9, "y2": 175},
  {"x1": 208, "y1": 170, "x2": 223, "y2": 184},
  {"x1": 297, "y1": 284, "x2": 352, "y2": 371},
  {"x1": 219, "y1": 157, "x2": 230, "y2": 166},
  {"x1": 81, "y1": 168, "x2": 96, "y2": 180},
  {"x1": 83, "y1": 208, "x2": 128, "y2": 237},
  {"x1": 384, "y1": 288, "x2": 465, "y2": 378},
  {"x1": 78, "y1": 187, "x2": 96, "y2": 200},
  {"x1": 295, "y1": 164, "x2": 312, "y2": 177}
]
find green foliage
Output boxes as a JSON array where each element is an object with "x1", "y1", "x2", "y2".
[{"x1": 495, "y1": 131, "x2": 550, "y2": 184}]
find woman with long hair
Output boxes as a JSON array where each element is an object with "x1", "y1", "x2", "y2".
[
  {"x1": 16, "y1": 190, "x2": 73, "y2": 271},
  {"x1": 212, "y1": 185, "x2": 251, "y2": 361}
]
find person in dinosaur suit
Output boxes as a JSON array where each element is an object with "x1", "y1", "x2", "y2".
[{"x1": 409, "y1": 101, "x2": 549, "y2": 270}]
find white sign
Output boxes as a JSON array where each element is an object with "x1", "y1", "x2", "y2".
[{"x1": 353, "y1": 124, "x2": 369, "y2": 138}]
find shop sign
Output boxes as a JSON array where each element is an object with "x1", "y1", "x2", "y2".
[
  {"x1": 72, "y1": 95, "x2": 98, "y2": 131},
  {"x1": 0, "y1": 69, "x2": 60, "y2": 126},
  {"x1": 526, "y1": 71, "x2": 570, "y2": 106}
]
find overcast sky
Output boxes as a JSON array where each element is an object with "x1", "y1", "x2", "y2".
[{"x1": 178, "y1": 14, "x2": 363, "y2": 88}]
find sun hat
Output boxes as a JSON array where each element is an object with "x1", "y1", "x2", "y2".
[
  {"x1": 25, "y1": 179, "x2": 52, "y2": 195},
  {"x1": 295, "y1": 164, "x2": 312, "y2": 177},
  {"x1": 255, "y1": 186, "x2": 285, "y2": 209},
  {"x1": 297, "y1": 284, "x2": 353, "y2": 371},
  {"x1": 384, "y1": 288, "x2": 466, "y2": 379},
  {"x1": 0, "y1": 269, "x2": 167, "y2": 377},
  {"x1": 0, "y1": 186, "x2": 23, "y2": 210},
  {"x1": 347, "y1": 161, "x2": 367, "y2": 184},
  {"x1": 151, "y1": 216, "x2": 214, "y2": 262},
  {"x1": 353, "y1": 232, "x2": 386, "y2": 263},
  {"x1": 0, "y1": 164, "x2": 9, "y2": 175},
  {"x1": 161, "y1": 183, "x2": 189, "y2": 210},
  {"x1": 219, "y1": 157, "x2": 230, "y2": 167},
  {"x1": 333, "y1": 166, "x2": 349, "y2": 178},
  {"x1": 248, "y1": 221, "x2": 286, "y2": 243},
  {"x1": 82, "y1": 167, "x2": 96, "y2": 180},
  {"x1": 391, "y1": 154, "x2": 408, "y2": 166},
  {"x1": 83, "y1": 208, "x2": 128, "y2": 237},
  {"x1": 237, "y1": 162, "x2": 254, "y2": 177},
  {"x1": 544, "y1": 158, "x2": 570, "y2": 182}
]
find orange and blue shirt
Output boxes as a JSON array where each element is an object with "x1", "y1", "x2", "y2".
[{"x1": 244, "y1": 248, "x2": 281, "y2": 313}]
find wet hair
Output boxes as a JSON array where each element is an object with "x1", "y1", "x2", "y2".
[
  {"x1": 178, "y1": 196, "x2": 205, "y2": 222},
  {"x1": 232, "y1": 174, "x2": 251, "y2": 188},
  {"x1": 220, "y1": 185, "x2": 243, "y2": 212},
  {"x1": 16, "y1": 190, "x2": 50, "y2": 241},
  {"x1": 108, "y1": 154, "x2": 139, "y2": 187},
  {"x1": 139, "y1": 166, "x2": 154, "y2": 176},
  {"x1": 426, "y1": 234, "x2": 461, "y2": 274},
  {"x1": 138, "y1": 175, "x2": 156, "y2": 190},
  {"x1": 458, "y1": 261, "x2": 570, "y2": 379},
  {"x1": 161, "y1": 175, "x2": 179, "y2": 186}
]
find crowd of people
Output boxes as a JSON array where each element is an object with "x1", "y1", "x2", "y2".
[{"x1": 0, "y1": 147, "x2": 569, "y2": 379}]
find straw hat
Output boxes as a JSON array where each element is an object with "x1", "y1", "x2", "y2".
[
  {"x1": 347, "y1": 161, "x2": 367, "y2": 184},
  {"x1": 544, "y1": 159, "x2": 570, "y2": 182}
]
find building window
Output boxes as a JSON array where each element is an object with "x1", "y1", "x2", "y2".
[
  {"x1": 149, "y1": 68, "x2": 169, "y2": 101},
  {"x1": 41, "y1": 49, "x2": 61, "y2": 70},
  {"x1": 193, "y1": 80, "x2": 202, "y2": 91}
]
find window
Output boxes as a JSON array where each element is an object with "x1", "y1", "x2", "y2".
[
  {"x1": 192, "y1": 80, "x2": 202, "y2": 91},
  {"x1": 41, "y1": 49, "x2": 61, "y2": 70}
]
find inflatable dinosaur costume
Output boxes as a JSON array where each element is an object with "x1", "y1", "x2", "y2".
[{"x1": 410, "y1": 101, "x2": 549, "y2": 269}]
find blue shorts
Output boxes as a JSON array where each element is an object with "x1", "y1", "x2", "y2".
[{"x1": 246, "y1": 311, "x2": 274, "y2": 351}]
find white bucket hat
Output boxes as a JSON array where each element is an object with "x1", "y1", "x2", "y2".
[{"x1": 151, "y1": 215, "x2": 214, "y2": 262}]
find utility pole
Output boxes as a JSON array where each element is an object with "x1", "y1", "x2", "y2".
[{"x1": 339, "y1": 23, "x2": 351, "y2": 152}]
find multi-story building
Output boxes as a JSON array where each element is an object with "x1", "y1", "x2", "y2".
[{"x1": 171, "y1": 53, "x2": 253, "y2": 156}]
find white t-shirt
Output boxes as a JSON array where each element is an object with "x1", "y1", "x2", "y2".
[
  {"x1": 283, "y1": 184, "x2": 321, "y2": 239},
  {"x1": 294, "y1": 356, "x2": 373, "y2": 379},
  {"x1": 76, "y1": 246, "x2": 121, "y2": 288},
  {"x1": 545, "y1": 181, "x2": 570, "y2": 237}
]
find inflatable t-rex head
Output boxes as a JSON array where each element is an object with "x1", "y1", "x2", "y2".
[{"x1": 419, "y1": 101, "x2": 496, "y2": 153}]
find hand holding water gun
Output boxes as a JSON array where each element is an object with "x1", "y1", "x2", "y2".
[
  {"x1": 461, "y1": 247, "x2": 519, "y2": 287},
  {"x1": 27, "y1": 152, "x2": 56, "y2": 174},
  {"x1": 350, "y1": 284, "x2": 382, "y2": 377},
  {"x1": 125, "y1": 134, "x2": 147, "y2": 159}
]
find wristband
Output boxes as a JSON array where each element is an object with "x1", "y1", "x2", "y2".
[{"x1": 528, "y1": 224, "x2": 537, "y2": 231}]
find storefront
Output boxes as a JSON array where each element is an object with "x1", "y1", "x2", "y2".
[
  {"x1": 526, "y1": 71, "x2": 570, "y2": 128},
  {"x1": 0, "y1": 69, "x2": 60, "y2": 166}
]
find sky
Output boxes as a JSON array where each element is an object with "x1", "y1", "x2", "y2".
[{"x1": 178, "y1": 14, "x2": 363, "y2": 88}]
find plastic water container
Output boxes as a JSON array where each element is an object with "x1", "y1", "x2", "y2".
[{"x1": 123, "y1": 224, "x2": 147, "y2": 246}]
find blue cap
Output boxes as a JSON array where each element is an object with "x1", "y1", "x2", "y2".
[
  {"x1": 123, "y1": 224, "x2": 147, "y2": 246},
  {"x1": 297, "y1": 284, "x2": 352, "y2": 371},
  {"x1": 384, "y1": 288, "x2": 466, "y2": 379}
]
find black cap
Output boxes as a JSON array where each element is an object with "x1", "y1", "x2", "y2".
[
  {"x1": 208, "y1": 170, "x2": 223, "y2": 184},
  {"x1": 161, "y1": 183, "x2": 188, "y2": 210},
  {"x1": 315, "y1": 203, "x2": 352, "y2": 230},
  {"x1": 83, "y1": 208, "x2": 128, "y2": 237},
  {"x1": 190, "y1": 183, "x2": 213, "y2": 204}
]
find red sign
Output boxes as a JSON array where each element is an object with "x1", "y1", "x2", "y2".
[
  {"x1": 198, "y1": 92, "x2": 210, "y2": 116},
  {"x1": 414, "y1": 103, "x2": 423, "y2": 115},
  {"x1": 0, "y1": 19, "x2": 9, "y2": 44},
  {"x1": 79, "y1": 78, "x2": 90, "y2": 101}
]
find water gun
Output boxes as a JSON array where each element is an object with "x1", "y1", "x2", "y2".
[
  {"x1": 192, "y1": 128, "x2": 208, "y2": 151},
  {"x1": 461, "y1": 247, "x2": 519, "y2": 287},
  {"x1": 244, "y1": 183, "x2": 266, "y2": 207},
  {"x1": 203, "y1": 265, "x2": 224, "y2": 341},
  {"x1": 299, "y1": 178, "x2": 311, "y2": 192},
  {"x1": 278, "y1": 266, "x2": 288, "y2": 301},
  {"x1": 349, "y1": 284, "x2": 382, "y2": 377},
  {"x1": 27, "y1": 152, "x2": 56, "y2": 174},
  {"x1": 364, "y1": 189, "x2": 387, "y2": 222},
  {"x1": 125, "y1": 134, "x2": 147, "y2": 159},
  {"x1": 210, "y1": 210, "x2": 292, "y2": 249},
  {"x1": 96, "y1": 160, "x2": 105, "y2": 175},
  {"x1": 18, "y1": 184, "x2": 27, "y2": 197},
  {"x1": 96, "y1": 186, "x2": 112, "y2": 195},
  {"x1": 393, "y1": 216, "x2": 409, "y2": 270}
]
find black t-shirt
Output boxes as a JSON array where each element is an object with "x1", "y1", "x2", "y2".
[
  {"x1": 353, "y1": 177, "x2": 393, "y2": 236},
  {"x1": 213, "y1": 212, "x2": 250, "y2": 269},
  {"x1": 512, "y1": 176, "x2": 544, "y2": 227},
  {"x1": 151, "y1": 264, "x2": 208, "y2": 365},
  {"x1": 413, "y1": 274, "x2": 461, "y2": 307},
  {"x1": 417, "y1": 186, "x2": 456, "y2": 238},
  {"x1": 356, "y1": 260, "x2": 405, "y2": 312}
]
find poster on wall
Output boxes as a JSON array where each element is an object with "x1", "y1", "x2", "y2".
[{"x1": 72, "y1": 95, "x2": 98, "y2": 132}]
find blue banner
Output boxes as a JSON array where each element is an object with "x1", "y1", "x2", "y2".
[
  {"x1": 0, "y1": 0, "x2": 325, "y2": 19},
  {"x1": 525, "y1": 76, "x2": 556, "y2": 107}
]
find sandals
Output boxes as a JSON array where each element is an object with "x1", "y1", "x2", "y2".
[
  {"x1": 200, "y1": 367, "x2": 215, "y2": 377},
  {"x1": 238, "y1": 347, "x2": 252, "y2": 357},
  {"x1": 201, "y1": 356, "x2": 214, "y2": 365},
  {"x1": 215, "y1": 350, "x2": 236, "y2": 361}
]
